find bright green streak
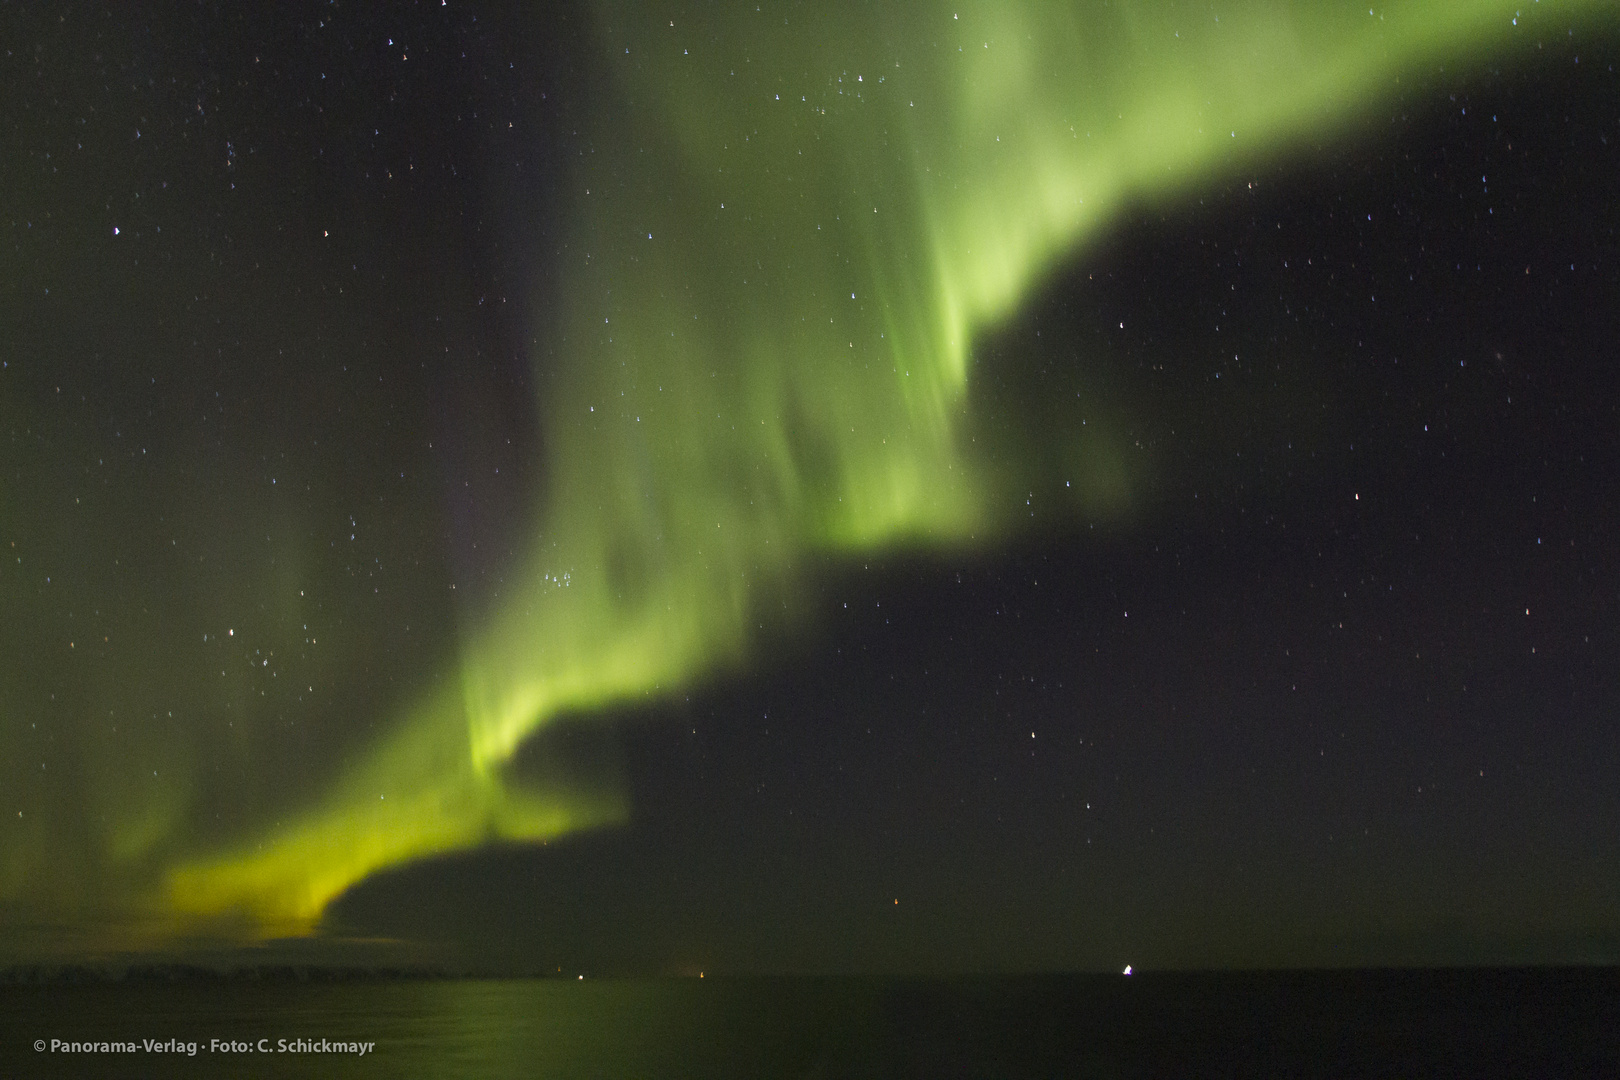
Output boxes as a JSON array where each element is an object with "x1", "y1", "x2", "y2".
[{"x1": 165, "y1": 0, "x2": 1608, "y2": 932}]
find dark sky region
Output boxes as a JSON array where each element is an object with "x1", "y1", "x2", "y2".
[{"x1": 2, "y1": 2, "x2": 1618, "y2": 976}]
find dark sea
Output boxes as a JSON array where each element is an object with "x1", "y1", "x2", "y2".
[{"x1": 3, "y1": 969, "x2": 1616, "y2": 1078}]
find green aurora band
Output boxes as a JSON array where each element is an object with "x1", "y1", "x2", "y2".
[{"x1": 7, "y1": 0, "x2": 1614, "y2": 942}]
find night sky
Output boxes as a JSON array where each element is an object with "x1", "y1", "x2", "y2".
[{"x1": 3, "y1": 1, "x2": 1618, "y2": 975}]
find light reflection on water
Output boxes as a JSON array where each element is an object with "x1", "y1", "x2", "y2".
[{"x1": 3, "y1": 978, "x2": 885, "y2": 1079}]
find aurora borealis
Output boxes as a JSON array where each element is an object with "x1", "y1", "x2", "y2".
[{"x1": 4, "y1": 1, "x2": 1619, "y2": 968}]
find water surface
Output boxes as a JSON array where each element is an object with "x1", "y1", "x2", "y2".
[{"x1": 5, "y1": 969, "x2": 1615, "y2": 1077}]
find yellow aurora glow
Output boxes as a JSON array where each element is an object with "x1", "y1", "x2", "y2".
[{"x1": 153, "y1": 0, "x2": 1613, "y2": 933}]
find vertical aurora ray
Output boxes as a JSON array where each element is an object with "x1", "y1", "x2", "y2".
[{"x1": 42, "y1": 0, "x2": 1611, "y2": 934}]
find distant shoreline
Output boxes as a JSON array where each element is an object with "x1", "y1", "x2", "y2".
[{"x1": 4, "y1": 963, "x2": 1616, "y2": 987}]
